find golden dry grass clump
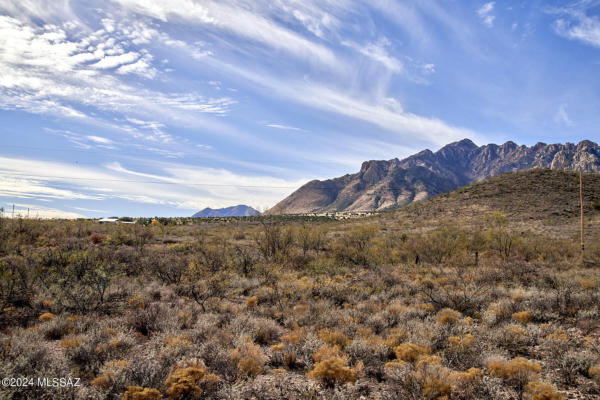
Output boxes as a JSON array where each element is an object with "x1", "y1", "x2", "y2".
[
  {"x1": 121, "y1": 386, "x2": 162, "y2": 400},
  {"x1": 436, "y1": 308, "x2": 462, "y2": 325},
  {"x1": 317, "y1": 328, "x2": 351, "y2": 349},
  {"x1": 38, "y1": 312, "x2": 56, "y2": 322},
  {"x1": 512, "y1": 311, "x2": 532, "y2": 324},
  {"x1": 230, "y1": 340, "x2": 267, "y2": 377},
  {"x1": 307, "y1": 356, "x2": 357, "y2": 387},
  {"x1": 164, "y1": 359, "x2": 219, "y2": 399},
  {"x1": 394, "y1": 342, "x2": 431, "y2": 363},
  {"x1": 524, "y1": 381, "x2": 564, "y2": 400}
]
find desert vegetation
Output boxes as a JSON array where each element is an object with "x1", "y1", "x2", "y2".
[{"x1": 1, "y1": 171, "x2": 600, "y2": 399}]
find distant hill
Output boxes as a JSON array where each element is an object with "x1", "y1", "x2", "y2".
[
  {"x1": 192, "y1": 205, "x2": 260, "y2": 218},
  {"x1": 391, "y1": 169, "x2": 600, "y2": 223},
  {"x1": 266, "y1": 139, "x2": 600, "y2": 214}
]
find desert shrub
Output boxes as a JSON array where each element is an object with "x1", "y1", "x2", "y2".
[
  {"x1": 164, "y1": 359, "x2": 219, "y2": 399},
  {"x1": 148, "y1": 252, "x2": 187, "y2": 284},
  {"x1": 409, "y1": 225, "x2": 464, "y2": 265},
  {"x1": 127, "y1": 303, "x2": 163, "y2": 336},
  {"x1": 50, "y1": 249, "x2": 118, "y2": 313},
  {"x1": 513, "y1": 311, "x2": 532, "y2": 324},
  {"x1": 0, "y1": 255, "x2": 38, "y2": 308},
  {"x1": 195, "y1": 340, "x2": 237, "y2": 380},
  {"x1": 524, "y1": 381, "x2": 564, "y2": 400},
  {"x1": 589, "y1": 364, "x2": 600, "y2": 381},
  {"x1": 345, "y1": 338, "x2": 389, "y2": 380},
  {"x1": 39, "y1": 315, "x2": 76, "y2": 339},
  {"x1": 270, "y1": 342, "x2": 298, "y2": 369},
  {"x1": 495, "y1": 324, "x2": 532, "y2": 354},
  {"x1": 245, "y1": 296, "x2": 258, "y2": 308},
  {"x1": 176, "y1": 273, "x2": 228, "y2": 313},
  {"x1": 230, "y1": 340, "x2": 267, "y2": 377},
  {"x1": 445, "y1": 334, "x2": 480, "y2": 369},
  {"x1": 122, "y1": 386, "x2": 162, "y2": 400},
  {"x1": 394, "y1": 343, "x2": 431, "y2": 363},
  {"x1": 449, "y1": 368, "x2": 484, "y2": 399},
  {"x1": 255, "y1": 221, "x2": 294, "y2": 262},
  {"x1": 312, "y1": 345, "x2": 343, "y2": 363},
  {"x1": 486, "y1": 212, "x2": 518, "y2": 260},
  {"x1": 488, "y1": 357, "x2": 542, "y2": 397},
  {"x1": 89, "y1": 232, "x2": 105, "y2": 244},
  {"x1": 333, "y1": 226, "x2": 378, "y2": 266},
  {"x1": 39, "y1": 312, "x2": 56, "y2": 322},
  {"x1": 403, "y1": 355, "x2": 454, "y2": 400},
  {"x1": 239, "y1": 372, "x2": 318, "y2": 400},
  {"x1": 231, "y1": 245, "x2": 259, "y2": 276},
  {"x1": 307, "y1": 356, "x2": 357, "y2": 387},
  {"x1": 436, "y1": 308, "x2": 462, "y2": 324},
  {"x1": 384, "y1": 328, "x2": 409, "y2": 349},
  {"x1": 253, "y1": 318, "x2": 283, "y2": 345},
  {"x1": 317, "y1": 328, "x2": 351, "y2": 349},
  {"x1": 554, "y1": 350, "x2": 596, "y2": 386},
  {"x1": 296, "y1": 225, "x2": 325, "y2": 257}
]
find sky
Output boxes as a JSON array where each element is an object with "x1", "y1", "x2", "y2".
[{"x1": 1, "y1": 0, "x2": 600, "y2": 218}]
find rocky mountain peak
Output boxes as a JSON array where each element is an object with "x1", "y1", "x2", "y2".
[{"x1": 266, "y1": 139, "x2": 600, "y2": 215}]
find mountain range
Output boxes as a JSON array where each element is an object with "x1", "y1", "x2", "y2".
[
  {"x1": 266, "y1": 139, "x2": 600, "y2": 214},
  {"x1": 192, "y1": 205, "x2": 260, "y2": 218}
]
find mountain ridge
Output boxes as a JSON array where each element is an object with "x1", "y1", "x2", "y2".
[
  {"x1": 192, "y1": 205, "x2": 260, "y2": 218},
  {"x1": 266, "y1": 139, "x2": 600, "y2": 214}
]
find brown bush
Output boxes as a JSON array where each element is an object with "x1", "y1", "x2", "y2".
[
  {"x1": 307, "y1": 356, "x2": 357, "y2": 387},
  {"x1": 230, "y1": 341, "x2": 267, "y2": 377},
  {"x1": 317, "y1": 328, "x2": 351, "y2": 349},
  {"x1": 89, "y1": 232, "x2": 105, "y2": 244},
  {"x1": 394, "y1": 343, "x2": 431, "y2": 363},
  {"x1": 488, "y1": 357, "x2": 542, "y2": 397},
  {"x1": 38, "y1": 312, "x2": 56, "y2": 322},
  {"x1": 512, "y1": 311, "x2": 532, "y2": 324},
  {"x1": 122, "y1": 386, "x2": 162, "y2": 400},
  {"x1": 164, "y1": 360, "x2": 219, "y2": 399},
  {"x1": 524, "y1": 381, "x2": 564, "y2": 400},
  {"x1": 590, "y1": 364, "x2": 600, "y2": 381},
  {"x1": 436, "y1": 308, "x2": 462, "y2": 325}
]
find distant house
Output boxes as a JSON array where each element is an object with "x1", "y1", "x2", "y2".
[{"x1": 99, "y1": 218, "x2": 119, "y2": 224}]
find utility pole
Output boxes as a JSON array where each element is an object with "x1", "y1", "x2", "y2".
[{"x1": 580, "y1": 170, "x2": 585, "y2": 263}]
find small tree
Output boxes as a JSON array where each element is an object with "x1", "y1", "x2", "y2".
[{"x1": 487, "y1": 212, "x2": 517, "y2": 261}]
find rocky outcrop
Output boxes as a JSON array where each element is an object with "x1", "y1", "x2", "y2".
[{"x1": 266, "y1": 139, "x2": 600, "y2": 214}]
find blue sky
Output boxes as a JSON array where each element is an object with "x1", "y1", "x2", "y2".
[{"x1": 1, "y1": 0, "x2": 599, "y2": 218}]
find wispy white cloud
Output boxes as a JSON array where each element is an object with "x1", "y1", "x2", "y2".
[
  {"x1": 92, "y1": 52, "x2": 140, "y2": 69},
  {"x1": 204, "y1": 58, "x2": 479, "y2": 146},
  {"x1": 553, "y1": 5, "x2": 600, "y2": 48},
  {"x1": 478, "y1": 2, "x2": 496, "y2": 28},
  {"x1": 554, "y1": 103, "x2": 574, "y2": 126},
  {"x1": 87, "y1": 135, "x2": 113, "y2": 145},
  {"x1": 0, "y1": 156, "x2": 309, "y2": 210},
  {"x1": 0, "y1": 15, "x2": 235, "y2": 140},
  {"x1": 265, "y1": 123, "x2": 306, "y2": 132},
  {"x1": 342, "y1": 38, "x2": 404, "y2": 74},
  {"x1": 113, "y1": 0, "x2": 343, "y2": 71}
]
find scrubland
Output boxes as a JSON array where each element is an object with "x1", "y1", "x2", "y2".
[{"x1": 1, "y1": 173, "x2": 600, "y2": 399}]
